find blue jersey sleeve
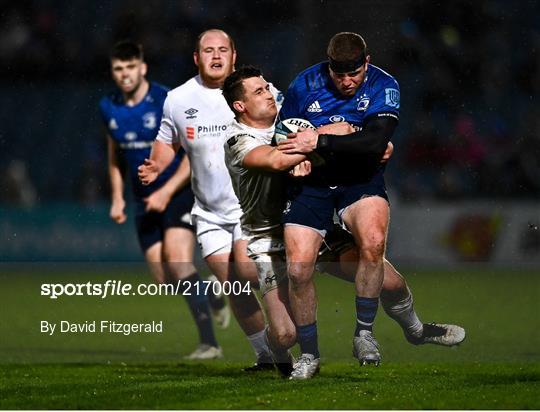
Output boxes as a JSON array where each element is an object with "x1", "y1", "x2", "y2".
[
  {"x1": 278, "y1": 81, "x2": 306, "y2": 122},
  {"x1": 364, "y1": 76, "x2": 400, "y2": 120}
]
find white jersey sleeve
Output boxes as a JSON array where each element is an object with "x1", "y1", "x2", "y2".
[
  {"x1": 226, "y1": 132, "x2": 263, "y2": 169},
  {"x1": 156, "y1": 95, "x2": 179, "y2": 146}
]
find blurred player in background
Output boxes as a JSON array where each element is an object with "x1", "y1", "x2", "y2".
[
  {"x1": 100, "y1": 40, "x2": 228, "y2": 360},
  {"x1": 277, "y1": 32, "x2": 465, "y2": 378},
  {"x1": 223, "y1": 66, "x2": 465, "y2": 379},
  {"x1": 138, "y1": 30, "x2": 278, "y2": 370}
]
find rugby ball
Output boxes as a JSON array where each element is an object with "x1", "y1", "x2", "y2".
[{"x1": 274, "y1": 118, "x2": 325, "y2": 166}]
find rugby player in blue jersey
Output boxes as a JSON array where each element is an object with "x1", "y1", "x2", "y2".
[
  {"x1": 277, "y1": 32, "x2": 465, "y2": 378},
  {"x1": 100, "y1": 41, "x2": 228, "y2": 360}
]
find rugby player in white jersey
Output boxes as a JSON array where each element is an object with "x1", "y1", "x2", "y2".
[
  {"x1": 222, "y1": 66, "x2": 466, "y2": 380},
  {"x1": 138, "y1": 29, "x2": 275, "y2": 369}
]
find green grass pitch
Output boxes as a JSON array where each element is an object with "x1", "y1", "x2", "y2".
[{"x1": 0, "y1": 265, "x2": 539, "y2": 409}]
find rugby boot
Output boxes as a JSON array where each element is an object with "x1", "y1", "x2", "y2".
[
  {"x1": 289, "y1": 353, "x2": 320, "y2": 380},
  {"x1": 353, "y1": 330, "x2": 381, "y2": 366},
  {"x1": 405, "y1": 323, "x2": 466, "y2": 346}
]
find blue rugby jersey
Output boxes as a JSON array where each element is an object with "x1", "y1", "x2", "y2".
[
  {"x1": 99, "y1": 82, "x2": 184, "y2": 202},
  {"x1": 279, "y1": 62, "x2": 400, "y2": 185}
]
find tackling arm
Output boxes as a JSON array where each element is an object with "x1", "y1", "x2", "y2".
[
  {"x1": 278, "y1": 115, "x2": 397, "y2": 160},
  {"x1": 242, "y1": 145, "x2": 307, "y2": 172},
  {"x1": 317, "y1": 115, "x2": 398, "y2": 157}
]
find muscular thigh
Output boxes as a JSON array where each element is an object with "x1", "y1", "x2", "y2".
[
  {"x1": 341, "y1": 196, "x2": 389, "y2": 248},
  {"x1": 163, "y1": 227, "x2": 195, "y2": 262},
  {"x1": 284, "y1": 225, "x2": 323, "y2": 263}
]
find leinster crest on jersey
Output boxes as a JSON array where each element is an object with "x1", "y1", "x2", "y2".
[{"x1": 143, "y1": 112, "x2": 157, "y2": 129}]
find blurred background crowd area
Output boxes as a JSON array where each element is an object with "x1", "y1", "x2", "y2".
[{"x1": 0, "y1": 0, "x2": 538, "y2": 207}]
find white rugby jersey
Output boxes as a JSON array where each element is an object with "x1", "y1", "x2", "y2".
[
  {"x1": 156, "y1": 75, "x2": 240, "y2": 225},
  {"x1": 225, "y1": 120, "x2": 288, "y2": 235},
  {"x1": 157, "y1": 75, "x2": 283, "y2": 226}
]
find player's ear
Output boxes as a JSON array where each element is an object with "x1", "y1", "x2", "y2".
[
  {"x1": 193, "y1": 51, "x2": 200, "y2": 66},
  {"x1": 233, "y1": 100, "x2": 245, "y2": 114},
  {"x1": 232, "y1": 49, "x2": 237, "y2": 65},
  {"x1": 141, "y1": 62, "x2": 148, "y2": 76},
  {"x1": 365, "y1": 55, "x2": 371, "y2": 65}
]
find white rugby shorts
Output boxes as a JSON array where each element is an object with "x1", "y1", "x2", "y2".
[
  {"x1": 193, "y1": 215, "x2": 243, "y2": 258},
  {"x1": 245, "y1": 228, "x2": 287, "y2": 295}
]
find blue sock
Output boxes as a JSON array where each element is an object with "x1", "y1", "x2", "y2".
[
  {"x1": 181, "y1": 273, "x2": 218, "y2": 347},
  {"x1": 296, "y1": 322, "x2": 320, "y2": 358},
  {"x1": 355, "y1": 296, "x2": 379, "y2": 335}
]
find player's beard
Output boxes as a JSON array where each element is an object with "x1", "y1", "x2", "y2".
[{"x1": 201, "y1": 61, "x2": 233, "y2": 87}]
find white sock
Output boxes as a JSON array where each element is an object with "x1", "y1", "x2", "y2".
[
  {"x1": 247, "y1": 329, "x2": 272, "y2": 362},
  {"x1": 382, "y1": 289, "x2": 423, "y2": 337}
]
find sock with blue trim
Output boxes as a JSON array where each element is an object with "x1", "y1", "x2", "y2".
[
  {"x1": 180, "y1": 272, "x2": 218, "y2": 347},
  {"x1": 297, "y1": 322, "x2": 320, "y2": 358},
  {"x1": 355, "y1": 296, "x2": 379, "y2": 336}
]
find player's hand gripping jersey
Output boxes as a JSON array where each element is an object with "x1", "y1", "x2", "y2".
[{"x1": 279, "y1": 62, "x2": 400, "y2": 186}]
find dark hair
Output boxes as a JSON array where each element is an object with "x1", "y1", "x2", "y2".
[
  {"x1": 110, "y1": 40, "x2": 144, "y2": 61},
  {"x1": 195, "y1": 29, "x2": 235, "y2": 53},
  {"x1": 222, "y1": 65, "x2": 262, "y2": 118},
  {"x1": 327, "y1": 32, "x2": 367, "y2": 73}
]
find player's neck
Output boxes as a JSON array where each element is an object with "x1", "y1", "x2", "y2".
[
  {"x1": 240, "y1": 117, "x2": 274, "y2": 130},
  {"x1": 201, "y1": 77, "x2": 224, "y2": 89},
  {"x1": 198, "y1": 71, "x2": 229, "y2": 89},
  {"x1": 123, "y1": 79, "x2": 150, "y2": 107}
]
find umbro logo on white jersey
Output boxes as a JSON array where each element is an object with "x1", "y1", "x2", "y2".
[
  {"x1": 307, "y1": 101, "x2": 323, "y2": 113},
  {"x1": 185, "y1": 108, "x2": 198, "y2": 119}
]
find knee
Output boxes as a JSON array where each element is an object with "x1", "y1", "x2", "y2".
[
  {"x1": 287, "y1": 262, "x2": 314, "y2": 287},
  {"x1": 358, "y1": 231, "x2": 386, "y2": 263}
]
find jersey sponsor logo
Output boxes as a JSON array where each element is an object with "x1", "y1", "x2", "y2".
[
  {"x1": 118, "y1": 141, "x2": 152, "y2": 149},
  {"x1": 197, "y1": 124, "x2": 228, "y2": 134},
  {"x1": 125, "y1": 131, "x2": 137, "y2": 141},
  {"x1": 357, "y1": 94, "x2": 370, "y2": 111},
  {"x1": 307, "y1": 100, "x2": 323, "y2": 113},
  {"x1": 186, "y1": 124, "x2": 228, "y2": 139},
  {"x1": 184, "y1": 108, "x2": 198, "y2": 119},
  {"x1": 108, "y1": 118, "x2": 118, "y2": 130},
  {"x1": 142, "y1": 112, "x2": 157, "y2": 129},
  {"x1": 329, "y1": 115, "x2": 345, "y2": 123},
  {"x1": 384, "y1": 88, "x2": 400, "y2": 108},
  {"x1": 186, "y1": 126, "x2": 195, "y2": 140}
]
